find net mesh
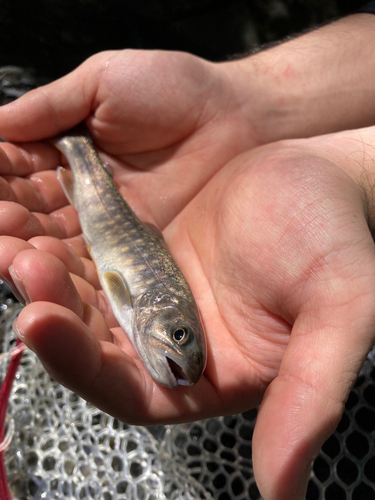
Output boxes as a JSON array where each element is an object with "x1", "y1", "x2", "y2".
[{"x1": 1, "y1": 283, "x2": 375, "y2": 500}]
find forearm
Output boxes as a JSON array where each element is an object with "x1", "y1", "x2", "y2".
[{"x1": 221, "y1": 14, "x2": 375, "y2": 144}]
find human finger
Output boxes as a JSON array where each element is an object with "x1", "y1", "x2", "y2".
[
  {"x1": 0, "y1": 235, "x2": 99, "y2": 303},
  {"x1": 29, "y1": 236, "x2": 100, "y2": 288},
  {"x1": 253, "y1": 295, "x2": 375, "y2": 499},
  {"x1": 0, "y1": 201, "x2": 80, "y2": 239},
  {"x1": 0, "y1": 176, "x2": 17, "y2": 202},
  {"x1": 62, "y1": 235, "x2": 91, "y2": 258},
  {"x1": 9, "y1": 248, "x2": 83, "y2": 312},
  {"x1": 0, "y1": 236, "x2": 35, "y2": 282},
  {"x1": 0, "y1": 237, "x2": 36, "y2": 302},
  {"x1": 2, "y1": 171, "x2": 67, "y2": 213},
  {"x1": 7, "y1": 247, "x2": 115, "y2": 325},
  {"x1": 0, "y1": 52, "x2": 110, "y2": 142},
  {"x1": 14, "y1": 301, "x2": 154, "y2": 422},
  {"x1": 0, "y1": 235, "x2": 98, "y2": 293},
  {"x1": 252, "y1": 237, "x2": 375, "y2": 499},
  {"x1": 0, "y1": 202, "x2": 45, "y2": 239},
  {"x1": 0, "y1": 141, "x2": 60, "y2": 176}
]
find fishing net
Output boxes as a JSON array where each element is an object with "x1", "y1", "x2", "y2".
[{"x1": 1, "y1": 283, "x2": 375, "y2": 500}]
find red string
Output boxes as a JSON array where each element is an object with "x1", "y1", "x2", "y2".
[{"x1": 0, "y1": 338, "x2": 24, "y2": 500}]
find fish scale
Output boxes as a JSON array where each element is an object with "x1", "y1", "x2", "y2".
[{"x1": 52, "y1": 126, "x2": 206, "y2": 388}]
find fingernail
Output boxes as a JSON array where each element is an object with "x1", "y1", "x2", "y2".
[
  {"x1": 13, "y1": 318, "x2": 26, "y2": 342},
  {"x1": 0, "y1": 272, "x2": 26, "y2": 305},
  {"x1": 8, "y1": 265, "x2": 30, "y2": 305}
]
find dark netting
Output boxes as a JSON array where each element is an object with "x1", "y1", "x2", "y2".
[{"x1": 1, "y1": 282, "x2": 375, "y2": 500}]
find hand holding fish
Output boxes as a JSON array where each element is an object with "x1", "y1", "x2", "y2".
[
  {"x1": 1, "y1": 22, "x2": 375, "y2": 500},
  {"x1": 1, "y1": 124, "x2": 375, "y2": 500}
]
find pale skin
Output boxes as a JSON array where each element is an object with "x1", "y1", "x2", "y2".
[{"x1": 0, "y1": 13, "x2": 375, "y2": 500}]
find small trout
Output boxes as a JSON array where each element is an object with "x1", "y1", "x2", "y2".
[{"x1": 52, "y1": 126, "x2": 206, "y2": 388}]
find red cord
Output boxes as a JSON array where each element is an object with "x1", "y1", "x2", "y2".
[{"x1": 0, "y1": 338, "x2": 24, "y2": 500}]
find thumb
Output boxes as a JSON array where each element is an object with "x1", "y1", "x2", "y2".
[
  {"x1": 252, "y1": 251, "x2": 375, "y2": 500},
  {"x1": 0, "y1": 51, "x2": 114, "y2": 142}
]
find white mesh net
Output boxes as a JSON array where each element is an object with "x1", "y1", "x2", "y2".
[{"x1": 1, "y1": 283, "x2": 375, "y2": 500}]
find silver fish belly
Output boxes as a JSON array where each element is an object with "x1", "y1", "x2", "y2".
[{"x1": 52, "y1": 127, "x2": 206, "y2": 388}]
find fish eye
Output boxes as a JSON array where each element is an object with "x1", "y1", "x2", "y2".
[{"x1": 173, "y1": 326, "x2": 190, "y2": 345}]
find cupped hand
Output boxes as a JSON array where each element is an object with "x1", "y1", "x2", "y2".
[
  {"x1": 182, "y1": 129, "x2": 375, "y2": 499},
  {"x1": 0, "y1": 49, "x2": 259, "y2": 230}
]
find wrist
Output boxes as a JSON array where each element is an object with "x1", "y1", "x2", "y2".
[{"x1": 219, "y1": 13, "x2": 375, "y2": 145}]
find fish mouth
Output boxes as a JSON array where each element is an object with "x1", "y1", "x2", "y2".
[
  {"x1": 165, "y1": 356, "x2": 191, "y2": 387},
  {"x1": 136, "y1": 339, "x2": 204, "y2": 388},
  {"x1": 145, "y1": 354, "x2": 197, "y2": 389}
]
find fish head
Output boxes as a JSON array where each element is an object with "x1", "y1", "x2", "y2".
[{"x1": 132, "y1": 290, "x2": 206, "y2": 388}]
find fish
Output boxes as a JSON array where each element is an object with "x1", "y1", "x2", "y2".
[{"x1": 52, "y1": 125, "x2": 206, "y2": 388}]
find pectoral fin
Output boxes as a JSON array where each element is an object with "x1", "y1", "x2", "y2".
[
  {"x1": 102, "y1": 270, "x2": 132, "y2": 311},
  {"x1": 57, "y1": 166, "x2": 75, "y2": 207}
]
